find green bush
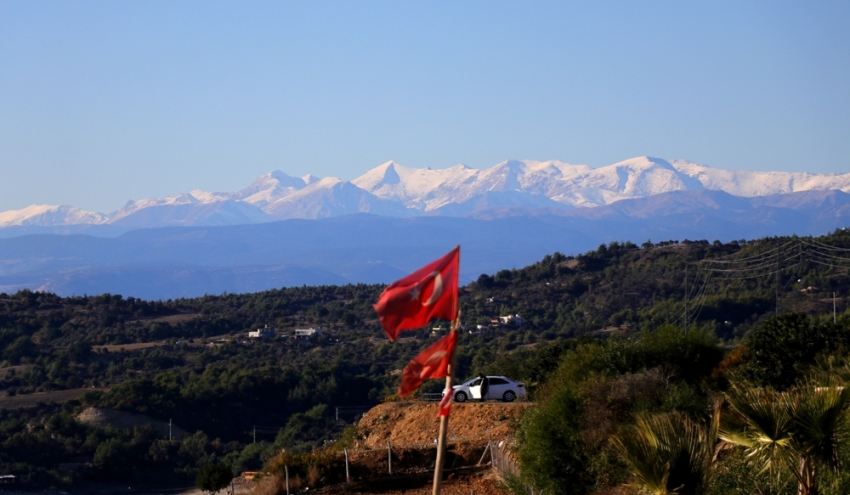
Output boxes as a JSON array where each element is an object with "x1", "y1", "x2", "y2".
[
  {"x1": 743, "y1": 313, "x2": 849, "y2": 390},
  {"x1": 94, "y1": 437, "x2": 136, "y2": 479},
  {"x1": 519, "y1": 385, "x2": 590, "y2": 495},
  {"x1": 517, "y1": 326, "x2": 723, "y2": 495},
  {"x1": 196, "y1": 462, "x2": 233, "y2": 494}
]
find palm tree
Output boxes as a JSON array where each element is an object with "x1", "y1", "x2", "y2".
[
  {"x1": 611, "y1": 409, "x2": 719, "y2": 495},
  {"x1": 720, "y1": 383, "x2": 850, "y2": 495},
  {"x1": 809, "y1": 353, "x2": 850, "y2": 385}
]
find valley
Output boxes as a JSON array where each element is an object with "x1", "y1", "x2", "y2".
[{"x1": 1, "y1": 231, "x2": 850, "y2": 493}]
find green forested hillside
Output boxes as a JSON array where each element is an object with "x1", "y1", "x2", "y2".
[{"x1": 2, "y1": 230, "x2": 850, "y2": 489}]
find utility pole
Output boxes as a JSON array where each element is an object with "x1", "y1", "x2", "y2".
[
  {"x1": 253, "y1": 426, "x2": 256, "y2": 444},
  {"x1": 169, "y1": 419, "x2": 172, "y2": 442},
  {"x1": 684, "y1": 263, "x2": 689, "y2": 327},
  {"x1": 775, "y1": 238, "x2": 780, "y2": 316},
  {"x1": 835, "y1": 292, "x2": 838, "y2": 325}
]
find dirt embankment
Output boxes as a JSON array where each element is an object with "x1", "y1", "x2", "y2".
[
  {"x1": 314, "y1": 468, "x2": 511, "y2": 495},
  {"x1": 302, "y1": 401, "x2": 532, "y2": 495},
  {"x1": 358, "y1": 401, "x2": 532, "y2": 449},
  {"x1": 249, "y1": 402, "x2": 533, "y2": 495}
]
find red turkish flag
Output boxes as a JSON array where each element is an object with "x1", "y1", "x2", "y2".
[
  {"x1": 397, "y1": 331, "x2": 457, "y2": 397},
  {"x1": 374, "y1": 246, "x2": 459, "y2": 342},
  {"x1": 437, "y1": 388, "x2": 452, "y2": 417}
]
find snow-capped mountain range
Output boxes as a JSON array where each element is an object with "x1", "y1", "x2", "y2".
[{"x1": 4, "y1": 156, "x2": 850, "y2": 230}]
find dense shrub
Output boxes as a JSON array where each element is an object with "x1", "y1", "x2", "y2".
[
  {"x1": 518, "y1": 326, "x2": 723, "y2": 495},
  {"x1": 742, "y1": 313, "x2": 850, "y2": 390},
  {"x1": 195, "y1": 462, "x2": 233, "y2": 493}
]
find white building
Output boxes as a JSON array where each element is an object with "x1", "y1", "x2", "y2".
[
  {"x1": 499, "y1": 314, "x2": 523, "y2": 326},
  {"x1": 294, "y1": 327, "x2": 323, "y2": 338},
  {"x1": 248, "y1": 325, "x2": 276, "y2": 339},
  {"x1": 470, "y1": 325, "x2": 491, "y2": 334}
]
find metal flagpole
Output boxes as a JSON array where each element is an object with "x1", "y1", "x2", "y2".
[{"x1": 432, "y1": 309, "x2": 461, "y2": 495}]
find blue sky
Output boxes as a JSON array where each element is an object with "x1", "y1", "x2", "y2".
[{"x1": 1, "y1": 1, "x2": 848, "y2": 212}]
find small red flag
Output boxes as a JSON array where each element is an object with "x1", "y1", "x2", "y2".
[
  {"x1": 374, "y1": 247, "x2": 459, "y2": 342},
  {"x1": 398, "y1": 332, "x2": 457, "y2": 397},
  {"x1": 437, "y1": 388, "x2": 452, "y2": 417}
]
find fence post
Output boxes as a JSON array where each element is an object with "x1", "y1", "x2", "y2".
[
  {"x1": 285, "y1": 465, "x2": 289, "y2": 495},
  {"x1": 477, "y1": 443, "x2": 490, "y2": 466},
  {"x1": 387, "y1": 441, "x2": 392, "y2": 475},
  {"x1": 344, "y1": 448, "x2": 350, "y2": 483},
  {"x1": 488, "y1": 436, "x2": 493, "y2": 469}
]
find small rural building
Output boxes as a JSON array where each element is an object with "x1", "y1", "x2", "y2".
[
  {"x1": 248, "y1": 325, "x2": 275, "y2": 339},
  {"x1": 0, "y1": 475, "x2": 18, "y2": 485},
  {"x1": 472, "y1": 324, "x2": 491, "y2": 334},
  {"x1": 294, "y1": 327, "x2": 322, "y2": 338},
  {"x1": 499, "y1": 314, "x2": 523, "y2": 326}
]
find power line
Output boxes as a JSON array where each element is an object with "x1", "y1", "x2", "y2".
[
  {"x1": 802, "y1": 238, "x2": 850, "y2": 252},
  {"x1": 675, "y1": 237, "x2": 850, "y2": 324},
  {"x1": 699, "y1": 253, "x2": 800, "y2": 272}
]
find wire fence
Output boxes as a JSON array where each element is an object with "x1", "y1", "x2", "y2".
[{"x1": 486, "y1": 438, "x2": 540, "y2": 495}]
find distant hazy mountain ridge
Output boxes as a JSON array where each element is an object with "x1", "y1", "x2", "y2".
[
  {"x1": 0, "y1": 204, "x2": 109, "y2": 227},
  {"x1": 4, "y1": 156, "x2": 850, "y2": 230},
  {"x1": 4, "y1": 188, "x2": 850, "y2": 299}
]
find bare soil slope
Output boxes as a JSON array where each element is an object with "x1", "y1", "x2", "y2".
[
  {"x1": 256, "y1": 401, "x2": 532, "y2": 495},
  {"x1": 316, "y1": 468, "x2": 510, "y2": 495},
  {"x1": 358, "y1": 401, "x2": 531, "y2": 449},
  {"x1": 77, "y1": 407, "x2": 188, "y2": 438}
]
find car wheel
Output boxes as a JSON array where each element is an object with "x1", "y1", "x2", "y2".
[
  {"x1": 503, "y1": 391, "x2": 517, "y2": 402},
  {"x1": 454, "y1": 391, "x2": 468, "y2": 402}
]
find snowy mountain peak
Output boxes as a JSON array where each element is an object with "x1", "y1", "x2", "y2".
[
  {"x1": 189, "y1": 190, "x2": 232, "y2": 203},
  {"x1": 610, "y1": 156, "x2": 675, "y2": 169},
  {"x1": 352, "y1": 161, "x2": 424, "y2": 204},
  {"x1": 351, "y1": 161, "x2": 410, "y2": 190},
  {"x1": 367, "y1": 161, "x2": 404, "y2": 186},
  {"x1": 235, "y1": 170, "x2": 313, "y2": 207},
  {"x1": 0, "y1": 205, "x2": 108, "y2": 228},
  {"x1": 490, "y1": 159, "x2": 526, "y2": 172},
  {"x1": 310, "y1": 176, "x2": 345, "y2": 188},
  {"x1": 6, "y1": 156, "x2": 850, "y2": 231}
]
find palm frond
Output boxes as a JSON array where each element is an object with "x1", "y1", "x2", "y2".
[
  {"x1": 612, "y1": 412, "x2": 715, "y2": 495},
  {"x1": 721, "y1": 381, "x2": 850, "y2": 495},
  {"x1": 793, "y1": 385, "x2": 850, "y2": 475}
]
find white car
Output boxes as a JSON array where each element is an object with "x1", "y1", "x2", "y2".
[{"x1": 446, "y1": 375, "x2": 526, "y2": 402}]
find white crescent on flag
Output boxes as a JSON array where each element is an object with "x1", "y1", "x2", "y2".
[{"x1": 422, "y1": 272, "x2": 443, "y2": 306}]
